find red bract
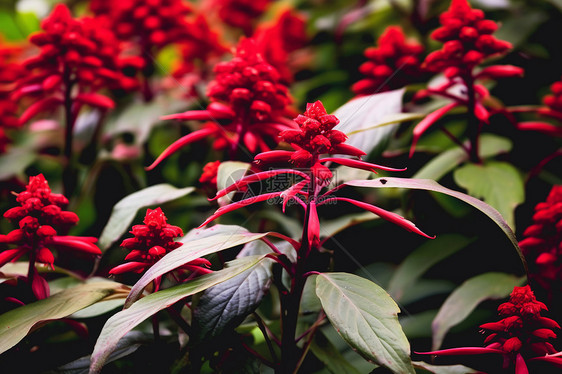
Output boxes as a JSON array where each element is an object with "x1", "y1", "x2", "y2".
[
  {"x1": 15, "y1": 4, "x2": 136, "y2": 125},
  {"x1": 352, "y1": 26, "x2": 425, "y2": 96},
  {"x1": 199, "y1": 160, "x2": 221, "y2": 186},
  {"x1": 147, "y1": 37, "x2": 294, "y2": 169},
  {"x1": 205, "y1": 0, "x2": 272, "y2": 35},
  {"x1": 410, "y1": 0, "x2": 522, "y2": 161},
  {"x1": 423, "y1": 0, "x2": 511, "y2": 75},
  {"x1": 519, "y1": 186, "x2": 562, "y2": 299},
  {"x1": 0, "y1": 174, "x2": 101, "y2": 299},
  {"x1": 109, "y1": 208, "x2": 211, "y2": 280},
  {"x1": 253, "y1": 8, "x2": 308, "y2": 84},
  {"x1": 417, "y1": 285, "x2": 562, "y2": 373},
  {"x1": 200, "y1": 100, "x2": 432, "y2": 244},
  {"x1": 0, "y1": 38, "x2": 23, "y2": 153}
]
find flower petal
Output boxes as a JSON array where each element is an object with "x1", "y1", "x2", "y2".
[
  {"x1": 410, "y1": 102, "x2": 459, "y2": 157},
  {"x1": 46, "y1": 236, "x2": 101, "y2": 255},
  {"x1": 319, "y1": 157, "x2": 406, "y2": 173}
]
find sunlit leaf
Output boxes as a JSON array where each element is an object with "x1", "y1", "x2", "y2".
[
  {"x1": 98, "y1": 184, "x2": 195, "y2": 251},
  {"x1": 432, "y1": 272, "x2": 525, "y2": 350},
  {"x1": 90, "y1": 256, "x2": 269, "y2": 373},
  {"x1": 0, "y1": 281, "x2": 127, "y2": 354},
  {"x1": 316, "y1": 272, "x2": 415, "y2": 374},
  {"x1": 453, "y1": 161, "x2": 524, "y2": 231}
]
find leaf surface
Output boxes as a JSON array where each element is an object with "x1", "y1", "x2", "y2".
[{"x1": 316, "y1": 272, "x2": 414, "y2": 374}]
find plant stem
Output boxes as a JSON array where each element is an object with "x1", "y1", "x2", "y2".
[
  {"x1": 463, "y1": 73, "x2": 481, "y2": 164},
  {"x1": 62, "y1": 70, "x2": 77, "y2": 197}
]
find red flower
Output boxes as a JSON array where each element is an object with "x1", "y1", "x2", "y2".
[
  {"x1": 147, "y1": 37, "x2": 294, "y2": 169},
  {"x1": 199, "y1": 160, "x2": 221, "y2": 186},
  {"x1": 423, "y1": 0, "x2": 511, "y2": 76},
  {"x1": 15, "y1": 4, "x2": 137, "y2": 125},
  {"x1": 519, "y1": 186, "x2": 562, "y2": 298},
  {"x1": 109, "y1": 208, "x2": 211, "y2": 279},
  {"x1": 417, "y1": 285, "x2": 562, "y2": 373},
  {"x1": 199, "y1": 100, "x2": 433, "y2": 244},
  {"x1": 352, "y1": 26, "x2": 425, "y2": 96},
  {"x1": 0, "y1": 38, "x2": 24, "y2": 153},
  {"x1": 205, "y1": 0, "x2": 272, "y2": 35},
  {"x1": 0, "y1": 174, "x2": 101, "y2": 299}
]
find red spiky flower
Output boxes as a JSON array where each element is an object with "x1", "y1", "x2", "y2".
[
  {"x1": 147, "y1": 37, "x2": 294, "y2": 169},
  {"x1": 417, "y1": 285, "x2": 562, "y2": 373},
  {"x1": 205, "y1": 0, "x2": 272, "y2": 35},
  {"x1": 109, "y1": 208, "x2": 211, "y2": 289},
  {"x1": 352, "y1": 26, "x2": 425, "y2": 96},
  {"x1": 0, "y1": 174, "x2": 101, "y2": 299},
  {"x1": 199, "y1": 100, "x2": 433, "y2": 253},
  {"x1": 0, "y1": 38, "x2": 23, "y2": 153},
  {"x1": 519, "y1": 186, "x2": 562, "y2": 299},
  {"x1": 514, "y1": 78, "x2": 562, "y2": 137},
  {"x1": 410, "y1": 0, "x2": 523, "y2": 162}
]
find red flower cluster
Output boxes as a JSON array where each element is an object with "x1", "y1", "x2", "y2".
[
  {"x1": 514, "y1": 78, "x2": 562, "y2": 137},
  {"x1": 208, "y1": 0, "x2": 272, "y2": 35},
  {"x1": 201, "y1": 100, "x2": 433, "y2": 244},
  {"x1": 0, "y1": 174, "x2": 101, "y2": 298},
  {"x1": 199, "y1": 160, "x2": 221, "y2": 186},
  {"x1": 418, "y1": 285, "x2": 562, "y2": 373},
  {"x1": 147, "y1": 38, "x2": 294, "y2": 169},
  {"x1": 423, "y1": 0, "x2": 511, "y2": 76},
  {"x1": 92, "y1": 0, "x2": 193, "y2": 51},
  {"x1": 109, "y1": 208, "x2": 211, "y2": 278},
  {"x1": 15, "y1": 4, "x2": 137, "y2": 125},
  {"x1": 0, "y1": 39, "x2": 23, "y2": 153},
  {"x1": 481, "y1": 285, "x2": 558, "y2": 357},
  {"x1": 278, "y1": 101, "x2": 360, "y2": 167},
  {"x1": 353, "y1": 26, "x2": 425, "y2": 96},
  {"x1": 253, "y1": 8, "x2": 308, "y2": 84},
  {"x1": 519, "y1": 186, "x2": 562, "y2": 296}
]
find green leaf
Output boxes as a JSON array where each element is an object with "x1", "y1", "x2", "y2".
[
  {"x1": 400, "y1": 310, "x2": 437, "y2": 339},
  {"x1": 192, "y1": 256, "x2": 273, "y2": 342},
  {"x1": 216, "y1": 161, "x2": 251, "y2": 205},
  {"x1": 0, "y1": 281, "x2": 126, "y2": 354},
  {"x1": 90, "y1": 255, "x2": 269, "y2": 373},
  {"x1": 388, "y1": 234, "x2": 474, "y2": 301},
  {"x1": 343, "y1": 177, "x2": 526, "y2": 269},
  {"x1": 124, "y1": 227, "x2": 268, "y2": 307},
  {"x1": 0, "y1": 146, "x2": 37, "y2": 180},
  {"x1": 98, "y1": 184, "x2": 195, "y2": 251},
  {"x1": 316, "y1": 272, "x2": 415, "y2": 374},
  {"x1": 453, "y1": 161, "x2": 524, "y2": 231},
  {"x1": 414, "y1": 134, "x2": 512, "y2": 181},
  {"x1": 412, "y1": 361, "x2": 477, "y2": 374},
  {"x1": 333, "y1": 88, "x2": 405, "y2": 156},
  {"x1": 432, "y1": 272, "x2": 525, "y2": 350},
  {"x1": 310, "y1": 331, "x2": 362, "y2": 374},
  {"x1": 320, "y1": 211, "x2": 377, "y2": 239}
]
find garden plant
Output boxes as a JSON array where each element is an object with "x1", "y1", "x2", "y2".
[{"x1": 1, "y1": 0, "x2": 562, "y2": 373}]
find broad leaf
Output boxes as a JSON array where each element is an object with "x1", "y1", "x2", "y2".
[
  {"x1": 432, "y1": 272, "x2": 525, "y2": 350},
  {"x1": 98, "y1": 184, "x2": 195, "y2": 251},
  {"x1": 192, "y1": 257, "x2": 273, "y2": 342},
  {"x1": 310, "y1": 331, "x2": 362, "y2": 374},
  {"x1": 333, "y1": 89, "x2": 405, "y2": 156},
  {"x1": 412, "y1": 361, "x2": 477, "y2": 374},
  {"x1": 0, "y1": 281, "x2": 126, "y2": 354},
  {"x1": 316, "y1": 272, "x2": 415, "y2": 374},
  {"x1": 453, "y1": 161, "x2": 524, "y2": 231},
  {"x1": 414, "y1": 134, "x2": 512, "y2": 181},
  {"x1": 320, "y1": 212, "x2": 376, "y2": 239},
  {"x1": 90, "y1": 255, "x2": 269, "y2": 373},
  {"x1": 388, "y1": 234, "x2": 474, "y2": 301},
  {"x1": 343, "y1": 177, "x2": 525, "y2": 267},
  {"x1": 125, "y1": 228, "x2": 268, "y2": 307},
  {"x1": 216, "y1": 161, "x2": 251, "y2": 205}
]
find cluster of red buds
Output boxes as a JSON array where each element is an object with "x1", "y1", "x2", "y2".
[
  {"x1": 0, "y1": 174, "x2": 101, "y2": 299},
  {"x1": 109, "y1": 208, "x2": 211, "y2": 286},
  {"x1": 91, "y1": 0, "x2": 193, "y2": 51},
  {"x1": 352, "y1": 26, "x2": 425, "y2": 96},
  {"x1": 253, "y1": 8, "x2": 308, "y2": 84},
  {"x1": 199, "y1": 160, "x2": 221, "y2": 186},
  {"x1": 146, "y1": 37, "x2": 295, "y2": 169},
  {"x1": 0, "y1": 39, "x2": 23, "y2": 153},
  {"x1": 423, "y1": 0, "x2": 511, "y2": 77},
  {"x1": 519, "y1": 186, "x2": 562, "y2": 298},
  {"x1": 15, "y1": 4, "x2": 139, "y2": 126},
  {"x1": 418, "y1": 285, "x2": 562, "y2": 373},
  {"x1": 206, "y1": 0, "x2": 272, "y2": 35},
  {"x1": 410, "y1": 0, "x2": 523, "y2": 160},
  {"x1": 514, "y1": 78, "x2": 562, "y2": 137},
  {"x1": 200, "y1": 100, "x2": 433, "y2": 250}
]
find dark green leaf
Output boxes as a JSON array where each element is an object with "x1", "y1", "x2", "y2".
[{"x1": 310, "y1": 331, "x2": 362, "y2": 374}]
